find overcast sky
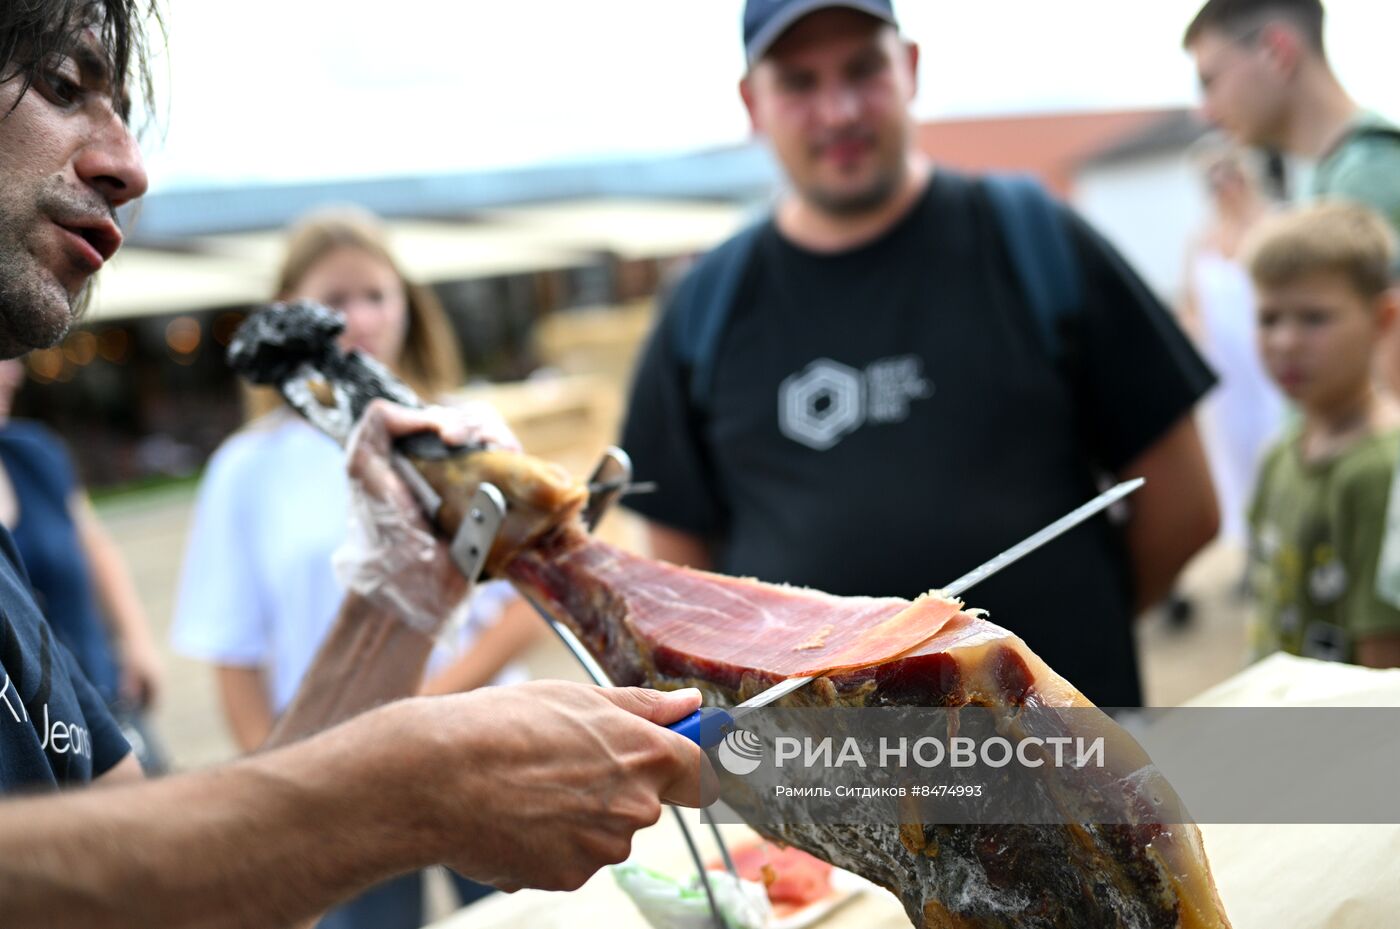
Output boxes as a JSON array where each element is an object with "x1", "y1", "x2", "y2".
[{"x1": 139, "y1": 0, "x2": 1400, "y2": 191}]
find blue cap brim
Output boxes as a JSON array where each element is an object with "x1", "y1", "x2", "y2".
[{"x1": 745, "y1": 0, "x2": 898, "y2": 68}]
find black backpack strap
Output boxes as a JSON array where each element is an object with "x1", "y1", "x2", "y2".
[
  {"x1": 981, "y1": 173, "x2": 1083, "y2": 365},
  {"x1": 669, "y1": 222, "x2": 765, "y2": 411},
  {"x1": 674, "y1": 178, "x2": 1082, "y2": 411}
]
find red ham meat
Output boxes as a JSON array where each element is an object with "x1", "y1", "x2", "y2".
[
  {"x1": 712, "y1": 842, "x2": 836, "y2": 915},
  {"x1": 516, "y1": 532, "x2": 965, "y2": 684},
  {"x1": 402, "y1": 447, "x2": 1233, "y2": 929}
]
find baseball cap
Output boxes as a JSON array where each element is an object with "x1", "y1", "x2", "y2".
[{"x1": 743, "y1": 0, "x2": 899, "y2": 68}]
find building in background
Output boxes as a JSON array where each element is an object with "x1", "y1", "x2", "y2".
[
  {"x1": 19, "y1": 109, "x2": 1216, "y2": 489},
  {"x1": 913, "y1": 107, "x2": 1212, "y2": 300},
  {"x1": 1073, "y1": 111, "x2": 1214, "y2": 300}
]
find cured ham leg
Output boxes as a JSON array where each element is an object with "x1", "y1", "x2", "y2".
[
  {"x1": 401, "y1": 444, "x2": 1234, "y2": 929},
  {"x1": 505, "y1": 522, "x2": 1231, "y2": 929}
]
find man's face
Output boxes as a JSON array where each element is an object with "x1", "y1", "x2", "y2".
[
  {"x1": 0, "y1": 33, "x2": 147, "y2": 360},
  {"x1": 741, "y1": 9, "x2": 917, "y2": 217},
  {"x1": 1189, "y1": 28, "x2": 1293, "y2": 148}
]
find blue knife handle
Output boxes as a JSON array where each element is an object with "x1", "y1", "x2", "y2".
[{"x1": 668, "y1": 706, "x2": 735, "y2": 749}]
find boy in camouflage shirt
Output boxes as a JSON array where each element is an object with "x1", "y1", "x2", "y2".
[{"x1": 1246, "y1": 203, "x2": 1400, "y2": 666}]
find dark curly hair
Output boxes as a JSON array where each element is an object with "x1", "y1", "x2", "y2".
[{"x1": 1, "y1": 1, "x2": 163, "y2": 123}]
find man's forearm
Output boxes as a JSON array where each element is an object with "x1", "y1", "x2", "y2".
[
  {"x1": 1120, "y1": 416, "x2": 1220, "y2": 613},
  {"x1": 0, "y1": 711, "x2": 428, "y2": 929},
  {"x1": 266, "y1": 592, "x2": 436, "y2": 749}
]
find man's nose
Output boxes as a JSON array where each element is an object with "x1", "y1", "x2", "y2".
[
  {"x1": 1196, "y1": 94, "x2": 1223, "y2": 130},
  {"x1": 75, "y1": 112, "x2": 149, "y2": 210},
  {"x1": 815, "y1": 83, "x2": 860, "y2": 127}
]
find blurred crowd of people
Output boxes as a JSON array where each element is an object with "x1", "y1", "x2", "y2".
[{"x1": 3, "y1": 0, "x2": 1400, "y2": 926}]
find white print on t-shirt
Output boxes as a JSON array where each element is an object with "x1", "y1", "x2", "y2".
[
  {"x1": 1, "y1": 672, "x2": 92, "y2": 759},
  {"x1": 1, "y1": 673, "x2": 27, "y2": 723},
  {"x1": 779, "y1": 356, "x2": 934, "y2": 451}
]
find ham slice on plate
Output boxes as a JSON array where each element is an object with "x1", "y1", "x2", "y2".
[{"x1": 711, "y1": 842, "x2": 836, "y2": 916}]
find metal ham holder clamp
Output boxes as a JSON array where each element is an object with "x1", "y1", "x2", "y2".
[
  {"x1": 226, "y1": 300, "x2": 504, "y2": 586},
  {"x1": 229, "y1": 302, "x2": 738, "y2": 927}
]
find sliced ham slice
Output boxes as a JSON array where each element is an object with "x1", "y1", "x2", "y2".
[
  {"x1": 528, "y1": 536, "x2": 964, "y2": 681},
  {"x1": 712, "y1": 842, "x2": 835, "y2": 915}
]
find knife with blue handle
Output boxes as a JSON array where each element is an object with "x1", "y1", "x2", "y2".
[{"x1": 668, "y1": 478, "x2": 1144, "y2": 749}]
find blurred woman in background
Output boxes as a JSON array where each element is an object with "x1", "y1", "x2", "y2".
[
  {"x1": 0, "y1": 358, "x2": 167, "y2": 772},
  {"x1": 172, "y1": 207, "x2": 542, "y2": 929},
  {"x1": 1179, "y1": 141, "x2": 1287, "y2": 560}
]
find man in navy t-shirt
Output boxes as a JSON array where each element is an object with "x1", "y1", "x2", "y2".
[{"x1": 621, "y1": 0, "x2": 1222, "y2": 707}]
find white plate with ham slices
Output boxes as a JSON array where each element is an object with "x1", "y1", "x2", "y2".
[
  {"x1": 710, "y1": 842, "x2": 872, "y2": 928},
  {"x1": 769, "y1": 867, "x2": 873, "y2": 928}
]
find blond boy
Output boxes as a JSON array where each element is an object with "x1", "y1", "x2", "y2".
[{"x1": 1246, "y1": 202, "x2": 1400, "y2": 667}]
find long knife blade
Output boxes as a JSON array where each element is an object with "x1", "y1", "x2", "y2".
[{"x1": 668, "y1": 478, "x2": 1145, "y2": 746}]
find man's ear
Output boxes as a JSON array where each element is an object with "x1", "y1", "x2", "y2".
[
  {"x1": 739, "y1": 75, "x2": 762, "y2": 135},
  {"x1": 905, "y1": 40, "x2": 920, "y2": 102},
  {"x1": 1259, "y1": 21, "x2": 1304, "y2": 78},
  {"x1": 1375, "y1": 286, "x2": 1400, "y2": 332}
]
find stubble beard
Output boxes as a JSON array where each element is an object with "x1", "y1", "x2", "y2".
[
  {"x1": 803, "y1": 167, "x2": 903, "y2": 218},
  {"x1": 0, "y1": 184, "x2": 83, "y2": 360},
  {"x1": 798, "y1": 142, "x2": 909, "y2": 219}
]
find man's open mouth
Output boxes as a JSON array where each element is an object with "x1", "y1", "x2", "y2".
[{"x1": 55, "y1": 217, "x2": 123, "y2": 265}]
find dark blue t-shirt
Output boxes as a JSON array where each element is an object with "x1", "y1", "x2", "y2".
[
  {"x1": 0, "y1": 420, "x2": 119, "y2": 701},
  {"x1": 621, "y1": 171, "x2": 1216, "y2": 707},
  {"x1": 0, "y1": 525, "x2": 129, "y2": 790}
]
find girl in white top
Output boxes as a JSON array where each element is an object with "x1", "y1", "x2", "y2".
[
  {"x1": 172, "y1": 208, "x2": 540, "y2": 928},
  {"x1": 173, "y1": 410, "x2": 529, "y2": 717},
  {"x1": 1181, "y1": 144, "x2": 1287, "y2": 547}
]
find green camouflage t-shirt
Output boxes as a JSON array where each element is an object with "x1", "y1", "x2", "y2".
[{"x1": 1249, "y1": 428, "x2": 1400, "y2": 663}]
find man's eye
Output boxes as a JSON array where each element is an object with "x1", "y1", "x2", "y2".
[
  {"x1": 847, "y1": 54, "x2": 883, "y2": 83},
  {"x1": 778, "y1": 73, "x2": 815, "y2": 94},
  {"x1": 40, "y1": 69, "x2": 83, "y2": 106}
]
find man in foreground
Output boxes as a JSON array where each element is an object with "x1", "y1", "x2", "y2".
[{"x1": 0, "y1": 4, "x2": 708, "y2": 925}]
